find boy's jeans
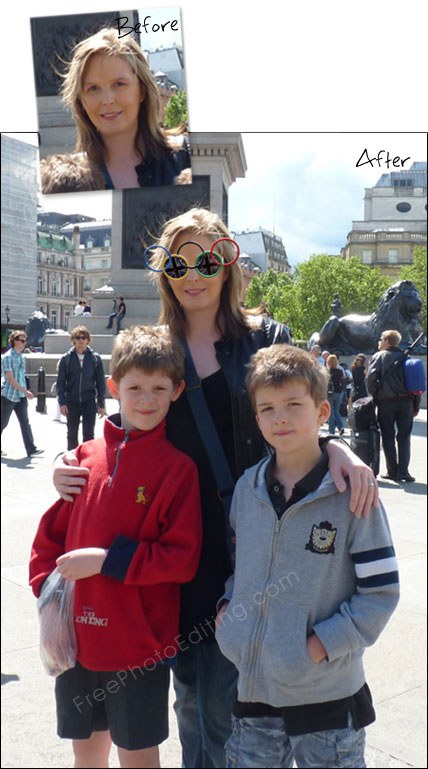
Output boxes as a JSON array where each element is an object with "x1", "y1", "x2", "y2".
[
  {"x1": 226, "y1": 713, "x2": 366, "y2": 768},
  {"x1": 173, "y1": 641, "x2": 237, "y2": 768}
]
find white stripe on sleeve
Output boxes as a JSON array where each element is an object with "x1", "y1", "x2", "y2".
[{"x1": 355, "y1": 556, "x2": 398, "y2": 579}]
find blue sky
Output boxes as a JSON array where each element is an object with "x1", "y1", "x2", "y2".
[
  {"x1": 137, "y1": 7, "x2": 182, "y2": 51},
  {"x1": 229, "y1": 133, "x2": 427, "y2": 266}
]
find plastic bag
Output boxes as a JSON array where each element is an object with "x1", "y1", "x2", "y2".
[{"x1": 37, "y1": 567, "x2": 77, "y2": 677}]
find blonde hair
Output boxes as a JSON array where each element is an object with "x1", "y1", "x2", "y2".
[
  {"x1": 380, "y1": 329, "x2": 402, "y2": 346},
  {"x1": 148, "y1": 208, "x2": 251, "y2": 339},
  {"x1": 70, "y1": 326, "x2": 91, "y2": 343},
  {"x1": 246, "y1": 345, "x2": 329, "y2": 408},
  {"x1": 110, "y1": 325, "x2": 184, "y2": 385},
  {"x1": 60, "y1": 28, "x2": 176, "y2": 165},
  {"x1": 326, "y1": 354, "x2": 339, "y2": 369}
]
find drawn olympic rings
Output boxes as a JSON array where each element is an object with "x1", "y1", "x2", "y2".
[{"x1": 143, "y1": 238, "x2": 240, "y2": 276}]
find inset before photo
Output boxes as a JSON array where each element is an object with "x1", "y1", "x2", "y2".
[{"x1": 31, "y1": 8, "x2": 191, "y2": 193}]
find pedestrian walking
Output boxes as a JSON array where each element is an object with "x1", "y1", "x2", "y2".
[
  {"x1": 1, "y1": 330, "x2": 43, "y2": 457},
  {"x1": 53, "y1": 208, "x2": 378, "y2": 768},
  {"x1": 367, "y1": 329, "x2": 419, "y2": 482},
  {"x1": 351, "y1": 354, "x2": 368, "y2": 403},
  {"x1": 310, "y1": 344, "x2": 325, "y2": 366},
  {"x1": 327, "y1": 354, "x2": 346, "y2": 435},
  {"x1": 56, "y1": 326, "x2": 106, "y2": 450}
]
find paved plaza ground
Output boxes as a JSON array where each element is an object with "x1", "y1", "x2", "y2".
[{"x1": 1, "y1": 399, "x2": 427, "y2": 768}]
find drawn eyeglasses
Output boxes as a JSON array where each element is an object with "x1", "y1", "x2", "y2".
[{"x1": 143, "y1": 239, "x2": 240, "y2": 280}]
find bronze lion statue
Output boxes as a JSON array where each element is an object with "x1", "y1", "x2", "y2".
[{"x1": 309, "y1": 280, "x2": 426, "y2": 354}]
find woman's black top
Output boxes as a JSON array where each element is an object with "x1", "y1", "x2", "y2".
[
  {"x1": 101, "y1": 135, "x2": 191, "y2": 188},
  {"x1": 352, "y1": 365, "x2": 368, "y2": 400}
]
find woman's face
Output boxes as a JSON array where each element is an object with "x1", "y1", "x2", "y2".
[
  {"x1": 166, "y1": 231, "x2": 228, "y2": 319},
  {"x1": 80, "y1": 54, "x2": 144, "y2": 140}
]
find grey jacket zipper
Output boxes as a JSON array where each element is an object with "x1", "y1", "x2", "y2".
[
  {"x1": 107, "y1": 433, "x2": 129, "y2": 487},
  {"x1": 245, "y1": 482, "x2": 337, "y2": 699},
  {"x1": 247, "y1": 500, "x2": 280, "y2": 699}
]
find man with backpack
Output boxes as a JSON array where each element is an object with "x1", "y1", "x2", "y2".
[
  {"x1": 57, "y1": 326, "x2": 106, "y2": 450},
  {"x1": 367, "y1": 329, "x2": 421, "y2": 483}
]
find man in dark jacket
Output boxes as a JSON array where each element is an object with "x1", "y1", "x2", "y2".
[
  {"x1": 57, "y1": 326, "x2": 106, "y2": 450},
  {"x1": 367, "y1": 329, "x2": 418, "y2": 482}
]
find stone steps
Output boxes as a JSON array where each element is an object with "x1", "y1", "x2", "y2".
[
  {"x1": 67, "y1": 315, "x2": 154, "y2": 334},
  {"x1": 45, "y1": 334, "x2": 117, "y2": 355}
]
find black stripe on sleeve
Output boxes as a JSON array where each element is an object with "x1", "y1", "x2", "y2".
[
  {"x1": 356, "y1": 571, "x2": 399, "y2": 588},
  {"x1": 352, "y1": 546, "x2": 395, "y2": 564}
]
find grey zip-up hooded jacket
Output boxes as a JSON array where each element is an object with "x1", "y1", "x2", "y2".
[{"x1": 215, "y1": 457, "x2": 399, "y2": 707}]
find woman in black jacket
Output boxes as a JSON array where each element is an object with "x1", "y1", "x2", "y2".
[
  {"x1": 53, "y1": 208, "x2": 378, "y2": 767},
  {"x1": 351, "y1": 354, "x2": 368, "y2": 403},
  {"x1": 327, "y1": 353, "x2": 346, "y2": 434}
]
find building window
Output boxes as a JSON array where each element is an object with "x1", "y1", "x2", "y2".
[
  {"x1": 64, "y1": 312, "x2": 70, "y2": 331},
  {"x1": 37, "y1": 251, "x2": 41, "y2": 263},
  {"x1": 51, "y1": 279, "x2": 58, "y2": 296},
  {"x1": 64, "y1": 256, "x2": 69, "y2": 267},
  {"x1": 101, "y1": 259, "x2": 109, "y2": 269},
  {"x1": 37, "y1": 275, "x2": 43, "y2": 294},
  {"x1": 396, "y1": 202, "x2": 412, "y2": 213},
  {"x1": 51, "y1": 254, "x2": 56, "y2": 265},
  {"x1": 362, "y1": 250, "x2": 372, "y2": 264},
  {"x1": 388, "y1": 249, "x2": 399, "y2": 263},
  {"x1": 104, "y1": 237, "x2": 111, "y2": 247},
  {"x1": 84, "y1": 279, "x2": 91, "y2": 291},
  {"x1": 65, "y1": 280, "x2": 71, "y2": 298},
  {"x1": 50, "y1": 311, "x2": 57, "y2": 329},
  {"x1": 87, "y1": 238, "x2": 94, "y2": 250}
]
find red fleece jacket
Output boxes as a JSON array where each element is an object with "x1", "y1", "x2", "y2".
[{"x1": 29, "y1": 416, "x2": 202, "y2": 670}]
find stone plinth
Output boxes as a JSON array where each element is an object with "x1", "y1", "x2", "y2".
[{"x1": 108, "y1": 132, "x2": 247, "y2": 324}]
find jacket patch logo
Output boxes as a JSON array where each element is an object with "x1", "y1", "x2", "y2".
[
  {"x1": 136, "y1": 486, "x2": 150, "y2": 505},
  {"x1": 305, "y1": 521, "x2": 337, "y2": 554}
]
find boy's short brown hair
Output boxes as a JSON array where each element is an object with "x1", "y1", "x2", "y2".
[
  {"x1": 246, "y1": 345, "x2": 329, "y2": 408},
  {"x1": 70, "y1": 326, "x2": 91, "y2": 343},
  {"x1": 9, "y1": 330, "x2": 27, "y2": 348},
  {"x1": 110, "y1": 325, "x2": 185, "y2": 386}
]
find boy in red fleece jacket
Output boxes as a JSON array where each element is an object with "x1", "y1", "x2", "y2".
[{"x1": 30, "y1": 326, "x2": 202, "y2": 768}]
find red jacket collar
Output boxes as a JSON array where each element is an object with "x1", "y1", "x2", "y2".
[{"x1": 103, "y1": 413, "x2": 167, "y2": 444}]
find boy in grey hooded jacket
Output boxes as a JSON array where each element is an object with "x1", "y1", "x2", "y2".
[{"x1": 215, "y1": 345, "x2": 399, "y2": 768}]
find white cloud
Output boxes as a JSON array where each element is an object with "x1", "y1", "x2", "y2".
[{"x1": 229, "y1": 133, "x2": 427, "y2": 266}]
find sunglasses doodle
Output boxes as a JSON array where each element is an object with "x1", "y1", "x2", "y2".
[{"x1": 143, "y1": 239, "x2": 240, "y2": 280}]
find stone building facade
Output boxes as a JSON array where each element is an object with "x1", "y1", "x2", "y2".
[
  {"x1": 342, "y1": 162, "x2": 427, "y2": 279},
  {"x1": 36, "y1": 227, "x2": 85, "y2": 329},
  {"x1": 60, "y1": 220, "x2": 112, "y2": 298},
  {"x1": 1, "y1": 135, "x2": 38, "y2": 347},
  {"x1": 234, "y1": 229, "x2": 290, "y2": 273}
]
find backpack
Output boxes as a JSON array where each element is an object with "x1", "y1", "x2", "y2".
[
  {"x1": 349, "y1": 396, "x2": 378, "y2": 432},
  {"x1": 403, "y1": 357, "x2": 426, "y2": 395}
]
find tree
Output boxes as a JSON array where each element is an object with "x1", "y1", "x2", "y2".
[
  {"x1": 246, "y1": 269, "x2": 299, "y2": 334},
  {"x1": 246, "y1": 255, "x2": 392, "y2": 340},
  {"x1": 399, "y1": 245, "x2": 427, "y2": 333},
  {"x1": 164, "y1": 90, "x2": 188, "y2": 129}
]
